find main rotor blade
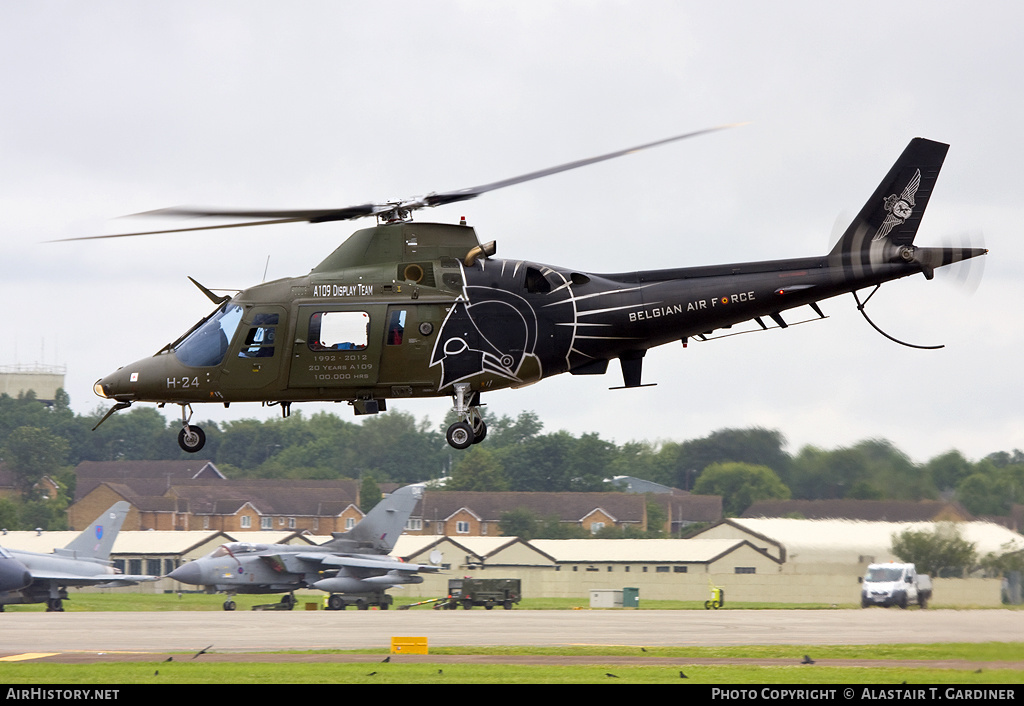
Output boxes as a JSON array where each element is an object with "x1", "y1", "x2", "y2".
[
  {"x1": 129, "y1": 203, "x2": 380, "y2": 223},
  {"x1": 422, "y1": 123, "x2": 747, "y2": 208},
  {"x1": 59, "y1": 123, "x2": 744, "y2": 241},
  {"x1": 48, "y1": 216, "x2": 312, "y2": 242}
]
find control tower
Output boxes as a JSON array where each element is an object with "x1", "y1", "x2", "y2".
[{"x1": 0, "y1": 364, "x2": 66, "y2": 404}]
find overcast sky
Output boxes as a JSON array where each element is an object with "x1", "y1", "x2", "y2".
[{"x1": 1, "y1": 1, "x2": 1020, "y2": 464}]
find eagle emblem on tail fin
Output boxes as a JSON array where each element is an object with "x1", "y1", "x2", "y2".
[{"x1": 873, "y1": 169, "x2": 922, "y2": 241}]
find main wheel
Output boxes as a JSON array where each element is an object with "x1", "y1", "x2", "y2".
[
  {"x1": 446, "y1": 421, "x2": 475, "y2": 449},
  {"x1": 178, "y1": 425, "x2": 206, "y2": 453},
  {"x1": 471, "y1": 418, "x2": 487, "y2": 444},
  {"x1": 223, "y1": 599, "x2": 236, "y2": 611}
]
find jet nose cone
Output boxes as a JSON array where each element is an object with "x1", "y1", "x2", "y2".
[
  {"x1": 167, "y1": 562, "x2": 203, "y2": 585},
  {"x1": 0, "y1": 558, "x2": 32, "y2": 592}
]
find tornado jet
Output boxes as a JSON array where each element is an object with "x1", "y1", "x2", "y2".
[
  {"x1": 0, "y1": 501, "x2": 157, "y2": 612},
  {"x1": 167, "y1": 484, "x2": 439, "y2": 610}
]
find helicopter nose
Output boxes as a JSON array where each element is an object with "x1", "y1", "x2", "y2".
[
  {"x1": 93, "y1": 367, "x2": 139, "y2": 402},
  {"x1": 167, "y1": 562, "x2": 203, "y2": 585}
]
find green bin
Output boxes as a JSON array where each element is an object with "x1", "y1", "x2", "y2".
[{"x1": 622, "y1": 587, "x2": 639, "y2": 608}]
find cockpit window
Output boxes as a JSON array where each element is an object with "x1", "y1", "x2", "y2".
[
  {"x1": 174, "y1": 304, "x2": 244, "y2": 367},
  {"x1": 209, "y1": 542, "x2": 268, "y2": 558},
  {"x1": 239, "y1": 313, "x2": 278, "y2": 359}
]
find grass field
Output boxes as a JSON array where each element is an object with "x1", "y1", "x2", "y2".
[{"x1": 1, "y1": 643, "x2": 1022, "y2": 684}]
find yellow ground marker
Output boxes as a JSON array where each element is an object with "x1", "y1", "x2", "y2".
[
  {"x1": 0, "y1": 653, "x2": 60, "y2": 662},
  {"x1": 390, "y1": 636, "x2": 428, "y2": 654}
]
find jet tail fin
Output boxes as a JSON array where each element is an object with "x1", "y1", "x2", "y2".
[
  {"x1": 325, "y1": 485, "x2": 424, "y2": 554},
  {"x1": 829, "y1": 138, "x2": 949, "y2": 267},
  {"x1": 58, "y1": 501, "x2": 131, "y2": 561}
]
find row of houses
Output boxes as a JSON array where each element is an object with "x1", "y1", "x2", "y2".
[
  {"x1": 65, "y1": 461, "x2": 723, "y2": 537},
  {"x1": 6, "y1": 460, "x2": 1021, "y2": 542}
]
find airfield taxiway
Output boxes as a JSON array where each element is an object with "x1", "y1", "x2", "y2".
[{"x1": 1, "y1": 609, "x2": 1021, "y2": 655}]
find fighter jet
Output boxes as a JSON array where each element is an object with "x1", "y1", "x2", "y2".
[
  {"x1": 0, "y1": 501, "x2": 158, "y2": 612},
  {"x1": 167, "y1": 484, "x2": 439, "y2": 610}
]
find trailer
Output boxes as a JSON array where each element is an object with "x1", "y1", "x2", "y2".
[{"x1": 443, "y1": 578, "x2": 521, "y2": 610}]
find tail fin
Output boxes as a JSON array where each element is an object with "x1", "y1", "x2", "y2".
[
  {"x1": 326, "y1": 484, "x2": 424, "y2": 554},
  {"x1": 829, "y1": 138, "x2": 949, "y2": 271},
  {"x1": 58, "y1": 501, "x2": 131, "y2": 561}
]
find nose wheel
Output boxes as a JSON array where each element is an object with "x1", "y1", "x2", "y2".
[
  {"x1": 177, "y1": 404, "x2": 206, "y2": 453},
  {"x1": 445, "y1": 384, "x2": 486, "y2": 449}
]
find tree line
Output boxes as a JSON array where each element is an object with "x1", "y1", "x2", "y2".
[{"x1": 1, "y1": 389, "x2": 1022, "y2": 530}]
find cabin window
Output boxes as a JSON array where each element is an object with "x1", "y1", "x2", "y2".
[
  {"x1": 524, "y1": 266, "x2": 552, "y2": 294},
  {"x1": 386, "y1": 309, "x2": 407, "y2": 345},
  {"x1": 308, "y1": 311, "x2": 369, "y2": 351}
]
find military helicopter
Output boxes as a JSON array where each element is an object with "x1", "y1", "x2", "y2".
[{"x1": 77, "y1": 127, "x2": 986, "y2": 451}]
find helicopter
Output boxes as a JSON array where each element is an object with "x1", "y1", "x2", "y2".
[{"x1": 77, "y1": 126, "x2": 986, "y2": 451}]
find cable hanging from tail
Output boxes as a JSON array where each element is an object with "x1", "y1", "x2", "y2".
[{"x1": 852, "y1": 286, "x2": 943, "y2": 350}]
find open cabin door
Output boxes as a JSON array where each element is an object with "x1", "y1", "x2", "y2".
[{"x1": 289, "y1": 304, "x2": 386, "y2": 390}]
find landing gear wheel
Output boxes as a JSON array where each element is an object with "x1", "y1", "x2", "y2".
[
  {"x1": 223, "y1": 599, "x2": 236, "y2": 611},
  {"x1": 446, "y1": 421, "x2": 475, "y2": 449},
  {"x1": 178, "y1": 425, "x2": 206, "y2": 453},
  {"x1": 46, "y1": 598, "x2": 63, "y2": 612},
  {"x1": 280, "y1": 594, "x2": 295, "y2": 610},
  {"x1": 471, "y1": 417, "x2": 487, "y2": 444}
]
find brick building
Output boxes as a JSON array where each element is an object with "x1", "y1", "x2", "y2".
[{"x1": 68, "y1": 461, "x2": 361, "y2": 533}]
